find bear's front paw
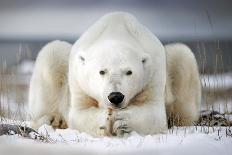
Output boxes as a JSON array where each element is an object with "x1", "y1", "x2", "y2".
[
  {"x1": 50, "y1": 114, "x2": 67, "y2": 129},
  {"x1": 112, "y1": 111, "x2": 132, "y2": 137}
]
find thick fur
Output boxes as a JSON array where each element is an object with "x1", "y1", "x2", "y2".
[
  {"x1": 28, "y1": 12, "x2": 201, "y2": 136},
  {"x1": 28, "y1": 40, "x2": 71, "y2": 129},
  {"x1": 165, "y1": 43, "x2": 201, "y2": 126}
]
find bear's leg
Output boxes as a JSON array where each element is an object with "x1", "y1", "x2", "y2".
[
  {"x1": 28, "y1": 41, "x2": 71, "y2": 130},
  {"x1": 165, "y1": 43, "x2": 201, "y2": 126},
  {"x1": 68, "y1": 106, "x2": 108, "y2": 137}
]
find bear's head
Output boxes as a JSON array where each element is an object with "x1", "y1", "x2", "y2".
[{"x1": 74, "y1": 39, "x2": 152, "y2": 109}]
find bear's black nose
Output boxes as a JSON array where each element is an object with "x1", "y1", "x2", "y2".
[{"x1": 108, "y1": 92, "x2": 124, "y2": 106}]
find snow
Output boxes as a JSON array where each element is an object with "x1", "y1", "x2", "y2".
[
  {"x1": 0, "y1": 123, "x2": 232, "y2": 155},
  {"x1": 16, "y1": 60, "x2": 35, "y2": 74},
  {"x1": 201, "y1": 73, "x2": 232, "y2": 90}
]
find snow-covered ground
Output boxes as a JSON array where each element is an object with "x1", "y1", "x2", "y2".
[{"x1": 0, "y1": 123, "x2": 232, "y2": 155}]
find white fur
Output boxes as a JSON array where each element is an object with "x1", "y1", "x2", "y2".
[
  {"x1": 165, "y1": 43, "x2": 201, "y2": 125},
  {"x1": 28, "y1": 40, "x2": 71, "y2": 129},
  {"x1": 28, "y1": 12, "x2": 201, "y2": 136}
]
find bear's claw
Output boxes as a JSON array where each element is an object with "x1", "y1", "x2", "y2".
[
  {"x1": 110, "y1": 110, "x2": 132, "y2": 137},
  {"x1": 50, "y1": 115, "x2": 67, "y2": 129}
]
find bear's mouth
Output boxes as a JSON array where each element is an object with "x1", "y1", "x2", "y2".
[{"x1": 107, "y1": 104, "x2": 126, "y2": 110}]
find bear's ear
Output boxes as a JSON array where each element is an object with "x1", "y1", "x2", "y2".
[
  {"x1": 78, "y1": 52, "x2": 86, "y2": 65},
  {"x1": 142, "y1": 57, "x2": 147, "y2": 64},
  {"x1": 141, "y1": 53, "x2": 149, "y2": 65}
]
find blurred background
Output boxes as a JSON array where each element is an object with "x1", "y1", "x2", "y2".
[{"x1": 0, "y1": 0, "x2": 231, "y2": 119}]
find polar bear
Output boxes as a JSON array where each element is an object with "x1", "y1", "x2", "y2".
[{"x1": 28, "y1": 12, "x2": 201, "y2": 137}]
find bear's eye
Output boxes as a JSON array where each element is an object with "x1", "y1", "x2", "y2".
[
  {"x1": 99, "y1": 70, "x2": 106, "y2": 75},
  {"x1": 126, "y1": 70, "x2": 132, "y2": 76}
]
